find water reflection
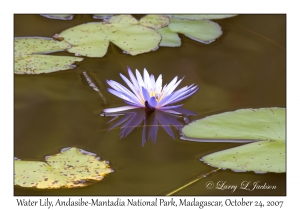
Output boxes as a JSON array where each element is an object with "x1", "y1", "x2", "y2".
[{"x1": 101, "y1": 108, "x2": 196, "y2": 146}]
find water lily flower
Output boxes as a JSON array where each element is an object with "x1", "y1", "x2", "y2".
[{"x1": 103, "y1": 67, "x2": 199, "y2": 114}]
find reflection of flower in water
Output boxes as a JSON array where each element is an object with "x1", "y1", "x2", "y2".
[
  {"x1": 101, "y1": 108, "x2": 196, "y2": 146},
  {"x1": 103, "y1": 67, "x2": 199, "y2": 113}
]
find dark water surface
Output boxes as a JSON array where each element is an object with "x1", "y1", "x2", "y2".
[{"x1": 14, "y1": 14, "x2": 286, "y2": 195}]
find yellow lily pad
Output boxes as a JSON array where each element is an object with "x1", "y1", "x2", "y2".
[
  {"x1": 14, "y1": 37, "x2": 83, "y2": 74},
  {"x1": 14, "y1": 54, "x2": 83, "y2": 74},
  {"x1": 14, "y1": 147, "x2": 113, "y2": 189},
  {"x1": 108, "y1": 14, "x2": 139, "y2": 25},
  {"x1": 14, "y1": 37, "x2": 70, "y2": 57},
  {"x1": 139, "y1": 15, "x2": 170, "y2": 29}
]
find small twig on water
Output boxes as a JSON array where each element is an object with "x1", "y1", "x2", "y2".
[
  {"x1": 82, "y1": 71, "x2": 108, "y2": 105},
  {"x1": 166, "y1": 168, "x2": 221, "y2": 196}
]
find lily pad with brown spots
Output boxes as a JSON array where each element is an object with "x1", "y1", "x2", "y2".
[
  {"x1": 14, "y1": 147, "x2": 113, "y2": 189},
  {"x1": 58, "y1": 15, "x2": 165, "y2": 57},
  {"x1": 14, "y1": 37, "x2": 83, "y2": 74}
]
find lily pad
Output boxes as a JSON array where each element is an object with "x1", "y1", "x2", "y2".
[
  {"x1": 58, "y1": 15, "x2": 162, "y2": 57},
  {"x1": 108, "y1": 14, "x2": 139, "y2": 25},
  {"x1": 168, "y1": 14, "x2": 237, "y2": 20},
  {"x1": 40, "y1": 14, "x2": 74, "y2": 20},
  {"x1": 59, "y1": 22, "x2": 110, "y2": 57},
  {"x1": 109, "y1": 24, "x2": 161, "y2": 55},
  {"x1": 14, "y1": 37, "x2": 71, "y2": 56},
  {"x1": 181, "y1": 107, "x2": 286, "y2": 173},
  {"x1": 202, "y1": 140, "x2": 285, "y2": 173},
  {"x1": 14, "y1": 147, "x2": 113, "y2": 189},
  {"x1": 182, "y1": 107, "x2": 285, "y2": 141},
  {"x1": 156, "y1": 27, "x2": 181, "y2": 47},
  {"x1": 168, "y1": 18, "x2": 222, "y2": 44},
  {"x1": 139, "y1": 15, "x2": 170, "y2": 29},
  {"x1": 14, "y1": 37, "x2": 83, "y2": 74},
  {"x1": 14, "y1": 54, "x2": 83, "y2": 74}
]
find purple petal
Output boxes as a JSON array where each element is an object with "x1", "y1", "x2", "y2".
[
  {"x1": 107, "y1": 80, "x2": 142, "y2": 105},
  {"x1": 168, "y1": 86, "x2": 199, "y2": 104},
  {"x1": 158, "y1": 104, "x2": 183, "y2": 110},
  {"x1": 127, "y1": 67, "x2": 141, "y2": 92},
  {"x1": 142, "y1": 86, "x2": 150, "y2": 102},
  {"x1": 120, "y1": 73, "x2": 144, "y2": 103},
  {"x1": 124, "y1": 100, "x2": 144, "y2": 107},
  {"x1": 148, "y1": 96, "x2": 157, "y2": 108},
  {"x1": 107, "y1": 88, "x2": 140, "y2": 106},
  {"x1": 135, "y1": 69, "x2": 145, "y2": 90},
  {"x1": 159, "y1": 85, "x2": 199, "y2": 107}
]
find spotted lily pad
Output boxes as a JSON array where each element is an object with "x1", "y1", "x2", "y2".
[
  {"x1": 139, "y1": 15, "x2": 170, "y2": 29},
  {"x1": 14, "y1": 37, "x2": 70, "y2": 56},
  {"x1": 58, "y1": 15, "x2": 162, "y2": 57},
  {"x1": 40, "y1": 14, "x2": 74, "y2": 20},
  {"x1": 14, "y1": 147, "x2": 113, "y2": 189},
  {"x1": 109, "y1": 24, "x2": 161, "y2": 55},
  {"x1": 203, "y1": 140, "x2": 285, "y2": 173},
  {"x1": 168, "y1": 18, "x2": 223, "y2": 44},
  {"x1": 14, "y1": 54, "x2": 83, "y2": 74},
  {"x1": 14, "y1": 37, "x2": 83, "y2": 74},
  {"x1": 168, "y1": 14, "x2": 237, "y2": 20},
  {"x1": 181, "y1": 107, "x2": 286, "y2": 173},
  {"x1": 58, "y1": 22, "x2": 110, "y2": 57},
  {"x1": 108, "y1": 14, "x2": 139, "y2": 25}
]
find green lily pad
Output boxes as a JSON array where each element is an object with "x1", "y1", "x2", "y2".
[
  {"x1": 14, "y1": 54, "x2": 83, "y2": 74},
  {"x1": 168, "y1": 18, "x2": 222, "y2": 44},
  {"x1": 168, "y1": 14, "x2": 237, "y2": 20},
  {"x1": 59, "y1": 22, "x2": 110, "y2": 57},
  {"x1": 14, "y1": 37, "x2": 71, "y2": 56},
  {"x1": 156, "y1": 27, "x2": 181, "y2": 47},
  {"x1": 14, "y1": 147, "x2": 113, "y2": 189},
  {"x1": 40, "y1": 14, "x2": 74, "y2": 20},
  {"x1": 58, "y1": 15, "x2": 162, "y2": 57},
  {"x1": 182, "y1": 107, "x2": 285, "y2": 141},
  {"x1": 182, "y1": 107, "x2": 286, "y2": 173},
  {"x1": 139, "y1": 15, "x2": 170, "y2": 29},
  {"x1": 109, "y1": 24, "x2": 161, "y2": 55},
  {"x1": 202, "y1": 140, "x2": 285, "y2": 173}
]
